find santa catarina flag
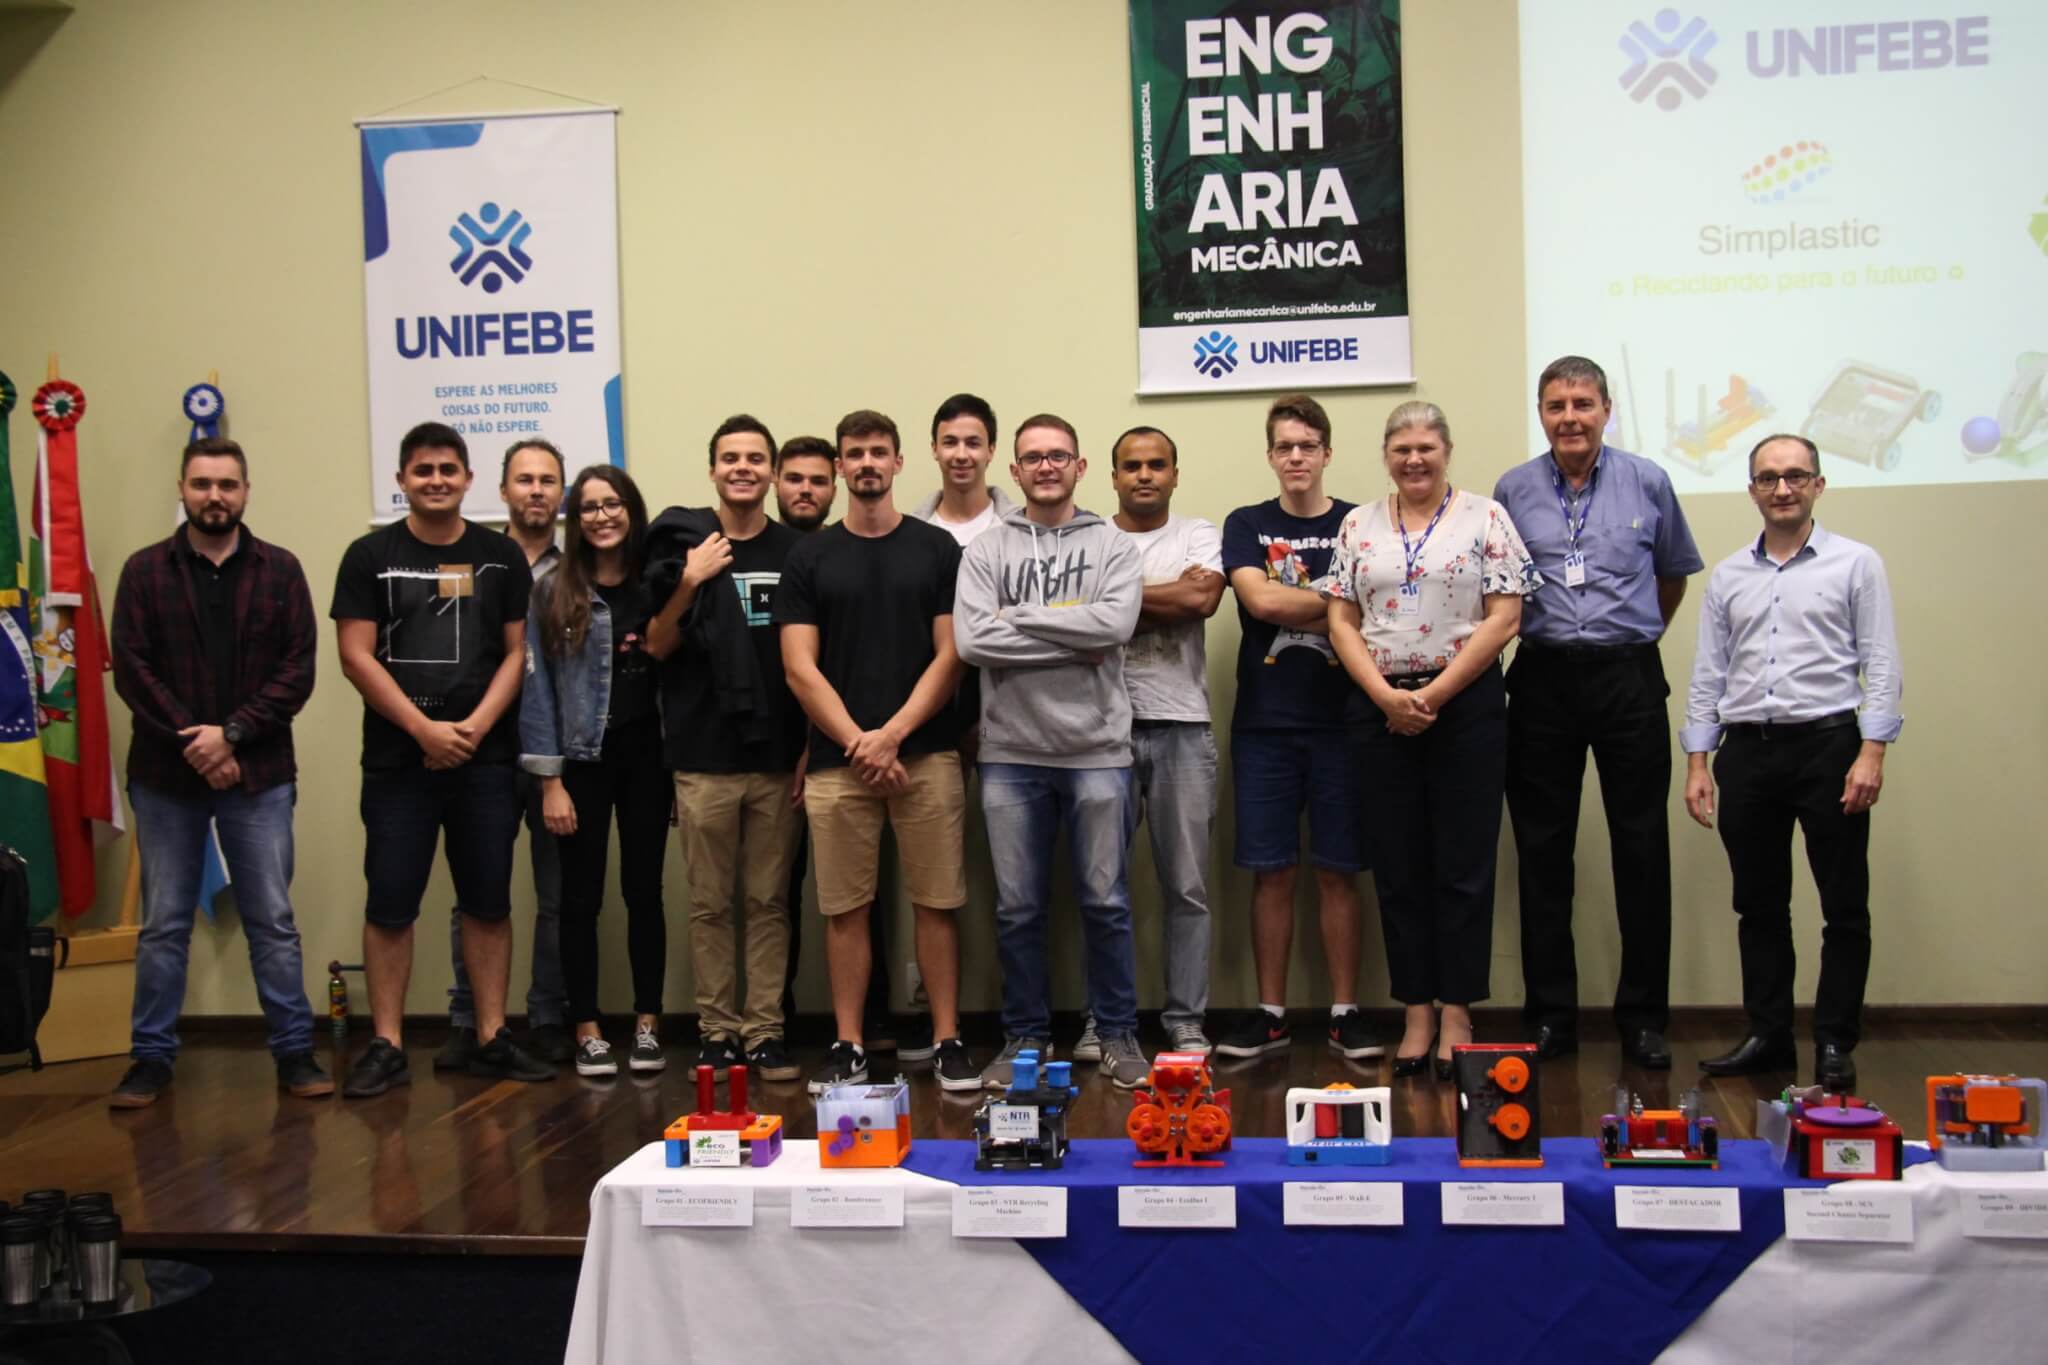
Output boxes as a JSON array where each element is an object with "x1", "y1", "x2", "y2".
[
  {"x1": 0, "y1": 372, "x2": 59, "y2": 920},
  {"x1": 30, "y1": 377, "x2": 123, "y2": 916}
]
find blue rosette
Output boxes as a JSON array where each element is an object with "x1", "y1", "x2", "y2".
[{"x1": 183, "y1": 381, "x2": 225, "y2": 441}]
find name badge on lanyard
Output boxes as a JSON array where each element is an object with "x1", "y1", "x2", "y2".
[
  {"x1": 1563, "y1": 552, "x2": 1586, "y2": 588},
  {"x1": 1551, "y1": 460, "x2": 1597, "y2": 591},
  {"x1": 1397, "y1": 582, "x2": 1422, "y2": 617},
  {"x1": 1395, "y1": 485, "x2": 1453, "y2": 621}
]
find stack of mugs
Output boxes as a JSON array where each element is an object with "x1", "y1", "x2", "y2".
[{"x1": 1, "y1": 1188, "x2": 124, "y2": 1314}]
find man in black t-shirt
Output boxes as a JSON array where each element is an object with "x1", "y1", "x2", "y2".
[
  {"x1": 645, "y1": 415, "x2": 805, "y2": 1083},
  {"x1": 330, "y1": 421, "x2": 553, "y2": 1097},
  {"x1": 773, "y1": 409, "x2": 980, "y2": 1094}
]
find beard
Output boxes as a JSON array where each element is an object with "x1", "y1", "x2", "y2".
[
  {"x1": 510, "y1": 502, "x2": 557, "y2": 531},
  {"x1": 187, "y1": 504, "x2": 244, "y2": 535},
  {"x1": 779, "y1": 500, "x2": 826, "y2": 531}
]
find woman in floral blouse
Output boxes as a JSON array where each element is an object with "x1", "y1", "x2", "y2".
[{"x1": 1325, "y1": 401, "x2": 1542, "y2": 1079}]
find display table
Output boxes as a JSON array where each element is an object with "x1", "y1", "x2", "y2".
[{"x1": 567, "y1": 1138, "x2": 2043, "y2": 1365}]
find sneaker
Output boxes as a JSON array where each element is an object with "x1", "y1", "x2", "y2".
[
  {"x1": 1167, "y1": 1023, "x2": 1213, "y2": 1055},
  {"x1": 109, "y1": 1058, "x2": 173, "y2": 1109},
  {"x1": 696, "y1": 1036, "x2": 740, "y2": 1077},
  {"x1": 746, "y1": 1037, "x2": 801, "y2": 1082},
  {"x1": 1100, "y1": 1034, "x2": 1150, "y2": 1089},
  {"x1": 1328, "y1": 1011, "x2": 1386, "y2": 1060},
  {"x1": 343, "y1": 1038, "x2": 410, "y2": 1098},
  {"x1": 808, "y1": 1040, "x2": 868, "y2": 1095},
  {"x1": 468, "y1": 1028, "x2": 554, "y2": 1083},
  {"x1": 1213, "y1": 1011, "x2": 1292, "y2": 1059},
  {"x1": 896, "y1": 1013, "x2": 936, "y2": 1064},
  {"x1": 979, "y1": 1037, "x2": 1051, "y2": 1091},
  {"x1": 575, "y1": 1036, "x2": 618, "y2": 1077},
  {"x1": 629, "y1": 1028, "x2": 667, "y2": 1074},
  {"x1": 933, "y1": 1038, "x2": 980, "y2": 1092},
  {"x1": 1070, "y1": 1014, "x2": 1104, "y2": 1063},
  {"x1": 527, "y1": 1022, "x2": 575, "y2": 1065},
  {"x1": 276, "y1": 1051, "x2": 335, "y2": 1098},
  {"x1": 433, "y1": 1026, "x2": 478, "y2": 1071},
  {"x1": 861, "y1": 1014, "x2": 900, "y2": 1053}
]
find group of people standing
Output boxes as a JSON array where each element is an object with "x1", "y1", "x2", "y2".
[{"x1": 102, "y1": 352, "x2": 1901, "y2": 1109}]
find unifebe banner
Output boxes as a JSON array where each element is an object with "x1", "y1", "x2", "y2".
[
  {"x1": 359, "y1": 109, "x2": 623, "y2": 521},
  {"x1": 1129, "y1": 1, "x2": 1410, "y2": 395}
]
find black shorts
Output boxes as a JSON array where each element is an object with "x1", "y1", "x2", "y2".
[{"x1": 360, "y1": 762, "x2": 520, "y2": 928}]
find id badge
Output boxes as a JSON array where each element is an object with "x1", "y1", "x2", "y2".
[
  {"x1": 1397, "y1": 583, "x2": 1422, "y2": 617},
  {"x1": 1563, "y1": 552, "x2": 1586, "y2": 588}
]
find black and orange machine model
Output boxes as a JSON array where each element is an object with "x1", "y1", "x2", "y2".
[
  {"x1": 1127, "y1": 1051, "x2": 1233, "y2": 1168},
  {"x1": 1454, "y1": 1043, "x2": 1542, "y2": 1168},
  {"x1": 1599, "y1": 1087, "x2": 1719, "y2": 1169},
  {"x1": 1926, "y1": 1074, "x2": 2046, "y2": 1172}
]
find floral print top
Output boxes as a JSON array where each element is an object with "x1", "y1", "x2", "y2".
[{"x1": 1323, "y1": 490, "x2": 1542, "y2": 676}]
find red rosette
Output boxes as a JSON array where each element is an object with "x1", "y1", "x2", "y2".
[{"x1": 32, "y1": 379, "x2": 86, "y2": 432}]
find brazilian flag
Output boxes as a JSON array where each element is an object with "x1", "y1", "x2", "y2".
[{"x1": 0, "y1": 372, "x2": 59, "y2": 918}]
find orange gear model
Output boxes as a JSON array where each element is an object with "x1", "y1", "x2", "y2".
[{"x1": 1127, "y1": 1051, "x2": 1234, "y2": 1168}]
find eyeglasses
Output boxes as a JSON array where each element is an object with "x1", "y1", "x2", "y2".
[
  {"x1": 1016, "y1": 451, "x2": 1077, "y2": 469},
  {"x1": 1750, "y1": 471, "x2": 1817, "y2": 491},
  {"x1": 1270, "y1": 441, "x2": 1326, "y2": 458},
  {"x1": 578, "y1": 498, "x2": 627, "y2": 519}
]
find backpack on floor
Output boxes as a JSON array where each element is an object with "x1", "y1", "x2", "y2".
[{"x1": 0, "y1": 845, "x2": 63, "y2": 1071}]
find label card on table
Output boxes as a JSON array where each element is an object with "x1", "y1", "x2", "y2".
[
  {"x1": 791, "y1": 1185, "x2": 906, "y2": 1229},
  {"x1": 1783, "y1": 1185, "x2": 1914, "y2": 1243},
  {"x1": 1442, "y1": 1182, "x2": 1566, "y2": 1226},
  {"x1": 1283, "y1": 1182, "x2": 1404, "y2": 1227},
  {"x1": 1118, "y1": 1186, "x2": 1237, "y2": 1229},
  {"x1": 642, "y1": 1186, "x2": 754, "y2": 1228},
  {"x1": 952, "y1": 1187, "x2": 1067, "y2": 1239},
  {"x1": 987, "y1": 1105, "x2": 1040, "y2": 1142},
  {"x1": 1958, "y1": 1188, "x2": 2048, "y2": 1240},
  {"x1": 684, "y1": 1130, "x2": 741, "y2": 1168},
  {"x1": 1614, "y1": 1186, "x2": 1742, "y2": 1233}
]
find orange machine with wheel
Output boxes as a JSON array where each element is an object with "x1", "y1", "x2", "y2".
[
  {"x1": 1453, "y1": 1043, "x2": 1542, "y2": 1168},
  {"x1": 1127, "y1": 1051, "x2": 1233, "y2": 1168}
]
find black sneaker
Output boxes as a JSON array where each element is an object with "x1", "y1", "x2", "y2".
[
  {"x1": 469, "y1": 1028, "x2": 554, "y2": 1082},
  {"x1": 109, "y1": 1058, "x2": 173, "y2": 1109},
  {"x1": 1213, "y1": 1011, "x2": 1293, "y2": 1058},
  {"x1": 933, "y1": 1038, "x2": 980, "y2": 1092},
  {"x1": 896, "y1": 1013, "x2": 936, "y2": 1064},
  {"x1": 746, "y1": 1037, "x2": 801, "y2": 1082},
  {"x1": 697, "y1": 1036, "x2": 741, "y2": 1077},
  {"x1": 433, "y1": 1026, "x2": 478, "y2": 1071},
  {"x1": 526, "y1": 1022, "x2": 575, "y2": 1065},
  {"x1": 1328, "y1": 1011, "x2": 1386, "y2": 1060},
  {"x1": 807, "y1": 1040, "x2": 868, "y2": 1095},
  {"x1": 343, "y1": 1038, "x2": 411, "y2": 1098},
  {"x1": 277, "y1": 1051, "x2": 335, "y2": 1098}
]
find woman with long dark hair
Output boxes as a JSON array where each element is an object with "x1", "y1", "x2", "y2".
[{"x1": 518, "y1": 464, "x2": 672, "y2": 1077}]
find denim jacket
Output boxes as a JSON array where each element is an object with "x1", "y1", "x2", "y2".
[{"x1": 518, "y1": 569, "x2": 614, "y2": 774}]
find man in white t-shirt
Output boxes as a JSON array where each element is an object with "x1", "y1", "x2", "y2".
[
  {"x1": 1104, "y1": 425, "x2": 1225, "y2": 1055},
  {"x1": 912, "y1": 392, "x2": 1016, "y2": 545}
]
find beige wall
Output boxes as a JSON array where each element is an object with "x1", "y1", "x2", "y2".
[{"x1": 0, "y1": 0, "x2": 2038, "y2": 1022}]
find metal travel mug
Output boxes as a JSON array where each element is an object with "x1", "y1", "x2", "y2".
[
  {"x1": 18, "y1": 1195, "x2": 64, "y2": 1287},
  {"x1": 69, "y1": 1213, "x2": 120, "y2": 1307},
  {"x1": 1, "y1": 1214, "x2": 40, "y2": 1309}
]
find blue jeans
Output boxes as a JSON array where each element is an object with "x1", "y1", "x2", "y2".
[
  {"x1": 448, "y1": 769, "x2": 564, "y2": 1029},
  {"x1": 129, "y1": 779, "x2": 315, "y2": 1062},
  {"x1": 981, "y1": 763, "x2": 1137, "y2": 1041},
  {"x1": 1131, "y1": 723, "x2": 1217, "y2": 1029}
]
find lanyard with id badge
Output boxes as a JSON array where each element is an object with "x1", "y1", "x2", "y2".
[
  {"x1": 1550, "y1": 459, "x2": 1598, "y2": 588},
  {"x1": 1395, "y1": 485, "x2": 1453, "y2": 617}
]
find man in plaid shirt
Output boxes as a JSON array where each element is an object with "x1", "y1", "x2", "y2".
[{"x1": 106, "y1": 437, "x2": 326, "y2": 1107}]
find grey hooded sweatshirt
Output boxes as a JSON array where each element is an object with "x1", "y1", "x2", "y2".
[{"x1": 953, "y1": 505, "x2": 1143, "y2": 768}]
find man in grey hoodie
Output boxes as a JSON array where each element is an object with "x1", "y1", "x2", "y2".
[{"x1": 953, "y1": 413, "x2": 1148, "y2": 1089}]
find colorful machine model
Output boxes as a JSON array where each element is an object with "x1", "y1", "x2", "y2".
[
  {"x1": 664, "y1": 1064, "x2": 784, "y2": 1168},
  {"x1": 1453, "y1": 1044, "x2": 1542, "y2": 1168},
  {"x1": 973, "y1": 1049, "x2": 1078, "y2": 1172},
  {"x1": 1799, "y1": 359, "x2": 1939, "y2": 471},
  {"x1": 1926, "y1": 1074, "x2": 2046, "y2": 1172},
  {"x1": 816, "y1": 1080, "x2": 912, "y2": 1169},
  {"x1": 1599, "y1": 1087, "x2": 1719, "y2": 1169},
  {"x1": 1665, "y1": 370, "x2": 1774, "y2": 475},
  {"x1": 1127, "y1": 1051, "x2": 1233, "y2": 1168},
  {"x1": 1759, "y1": 1086, "x2": 1904, "y2": 1181},
  {"x1": 1285, "y1": 1084, "x2": 1391, "y2": 1166}
]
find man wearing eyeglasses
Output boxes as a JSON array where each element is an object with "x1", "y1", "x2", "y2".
[
  {"x1": 954, "y1": 414, "x2": 1146, "y2": 1088},
  {"x1": 1492, "y1": 355, "x2": 1704, "y2": 1071},
  {"x1": 1681, "y1": 434, "x2": 1901, "y2": 1090}
]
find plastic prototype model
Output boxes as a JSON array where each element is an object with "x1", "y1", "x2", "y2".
[
  {"x1": 816, "y1": 1080, "x2": 913, "y2": 1168},
  {"x1": 1453, "y1": 1043, "x2": 1542, "y2": 1168},
  {"x1": 974, "y1": 1049, "x2": 1078, "y2": 1172},
  {"x1": 1599, "y1": 1087, "x2": 1719, "y2": 1169},
  {"x1": 1127, "y1": 1051, "x2": 1232, "y2": 1168},
  {"x1": 1284, "y1": 1083, "x2": 1391, "y2": 1166},
  {"x1": 1926, "y1": 1074, "x2": 2046, "y2": 1172},
  {"x1": 664, "y1": 1064, "x2": 784, "y2": 1168},
  {"x1": 1759, "y1": 1086, "x2": 1903, "y2": 1181}
]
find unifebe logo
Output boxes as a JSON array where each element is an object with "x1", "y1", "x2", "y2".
[
  {"x1": 1619, "y1": 8, "x2": 1719, "y2": 111},
  {"x1": 1193, "y1": 331, "x2": 1239, "y2": 379},
  {"x1": 449, "y1": 201, "x2": 534, "y2": 293},
  {"x1": 1743, "y1": 140, "x2": 1833, "y2": 205}
]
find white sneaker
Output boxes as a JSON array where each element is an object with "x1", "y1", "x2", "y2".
[
  {"x1": 1070, "y1": 1015, "x2": 1104, "y2": 1063},
  {"x1": 1168, "y1": 1023, "x2": 1212, "y2": 1055},
  {"x1": 575, "y1": 1036, "x2": 618, "y2": 1077}
]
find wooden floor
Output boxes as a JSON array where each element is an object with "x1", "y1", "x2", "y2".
[{"x1": 3, "y1": 1012, "x2": 2042, "y2": 1256}]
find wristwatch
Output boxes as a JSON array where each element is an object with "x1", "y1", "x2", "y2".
[{"x1": 222, "y1": 719, "x2": 248, "y2": 747}]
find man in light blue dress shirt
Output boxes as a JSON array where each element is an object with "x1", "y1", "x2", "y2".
[{"x1": 1681, "y1": 434, "x2": 1902, "y2": 1091}]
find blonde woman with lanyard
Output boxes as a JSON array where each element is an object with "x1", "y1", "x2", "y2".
[{"x1": 1325, "y1": 402, "x2": 1542, "y2": 1078}]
